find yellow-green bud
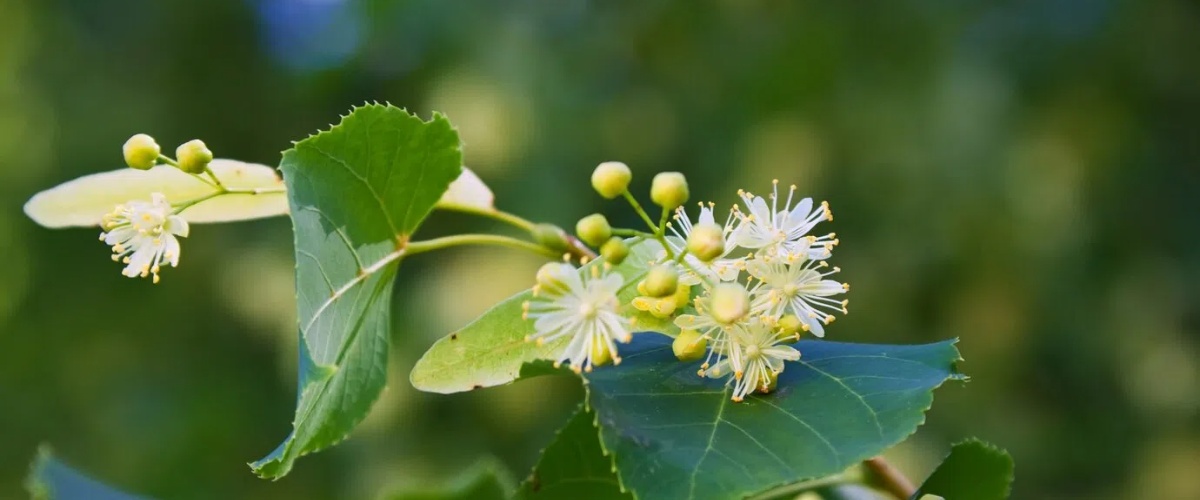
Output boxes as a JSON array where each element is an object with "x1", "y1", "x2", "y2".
[
  {"x1": 777, "y1": 314, "x2": 803, "y2": 339},
  {"x1": 591, "y1": 341, "x2": 613, "y2": 367},
  {"x1": 600, "y1": 237, "x2": 629, "y2": 265},
  {"x1": 760, "y1": 370, "x2": 779, "y2": 393},
  {"x1": 532, "y1": 223, "x2": 570, "y2": 252},
  {"x1": 687, "y1": 222, "x2": 725, "y2": 262},
  {"x1": 673, "y1": 329, "x2": 707, "y2": 362},
  {"x1": 591, "y1": 161, "x2": 632, "y2": 199},
  {"x1": 175, "y1": 139, "x2": 213, "y2": 174},
  {"x1": 575, "y1": 214, "x2": 612, "y2": 247},
  {"x1": 122, "y1": 134, "x2": 160, "y2": 170},
  {"x1": 644, "y1": 265, "x2": 679, "y2": 298},
  {"x1": 709, "y1": 283, "x2": 749, "y2": 325},
  {"x1": 650, "y1": 172, "x2": 689, "y2": 209},
  {"x1": 535, "y1": 262, "x2": 575, "y2": 292}
]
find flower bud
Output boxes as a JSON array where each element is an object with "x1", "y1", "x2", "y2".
[
  {"x1": 575, "y1": 214, "x2": 612, "y2": 247},
  {"x1": 709, "y1": 283, "x2": 749, "y2": 325},
  {"x1": 673, "y1": 329, "x2": 707, "y2": 362},
  {"x1": 600, "y1": 237, "x2": 629, "y2": 265},
  {"x1": 643, "y1": 265, "x2": 678, "y2": 298},
  {"x1": 760, "y1": 370, "x2": 779, "y2": 394},
  {"x1": 535, "y1": 262, "x2": 575, "y2": 292},
  {"x1": 687, "y1": 222, "x2": 725, "y2": 262},
  {"x1": 175, "y1": 139, "x2": 213, "y2": 174},
  {"x1": 591, "y1": 161, "x2": 632, "y2": 199},
  {"x1": 777, "y1": 314, "x2": 803, "y2": 338},
  {"x1": 591, "y1": 341, "x2": 613, "y2": 368},
  {"x1": 532, "y1": 223, "x2": 570, "y2": 252},
  {"x1": 650, "y1": 172, "x2": 689, "y2": 209},
  {"x1": 122, "y1": 134, "x2": 160, "y2": 170}
]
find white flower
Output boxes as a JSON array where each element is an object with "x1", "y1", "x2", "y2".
[
  {"x1": 732, "y1": 180, "x2": 838, "y2": 260},
  {"x1": 664, "y1": 203, "x2": 743, "y2": 285},
  {"x1": 523, "y1": 264, "x2": 631, "y2": 373},
  {"x1": 747, "y1": 256, "x2": 848, "y2": 337},
  {"x1": 674, "y1": 284, "x2": 753, "y2": 375},
  {"x1": 703, "y1": 319, "x2": 800, "y2": 402},
  {"x1": 100, "y1": 193, "x2": 189, "y2": 283}
]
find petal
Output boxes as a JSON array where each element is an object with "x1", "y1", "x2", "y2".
[
  {"x1": 802, "y1": 280, "x2": 846, "y2": 297},
  {"x1": 787, "y1": 197, "x2": 813, "y2": 225},
  {"x1": 764, "y1": 345, "x2": 800, "y2": 361},
  {"x1": 165, "y1": 215, "x2": 190, "y2": 237}
]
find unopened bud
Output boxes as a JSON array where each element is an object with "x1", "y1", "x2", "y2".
[
  {"x1": 709, "y1": 283, "x2": 749, "y2": 325},
  {"x1": 532, "y1": 223, "x2": 570, "y2": 252},
  {"x1": 535, "y1": 262, "x2": 575, "y2": 292},
  {"x1": 591, "y1": 161, "x2": 632, "y2": 199},
  {"x1": 650, "y1": 172, "x2": 689, "y2": 209},
  {"x1": 575, "y1": 214, "x2": 612, "y2": 247},
  {"x1": 777, "y1": 314, "x2": 803, "y2": 338},
  {"x1": 673, "y1": 329, "x2": 707, "y2": 362},
  {"x1": 600, "y1": 237, "x2": 629, "y2": 265},
  {"x1": 123, "y1": 134, "x2": 160, "y2": 170},
  {"x1": 644, "y1": 265, "x2": 678, "y2": 298},
  {"x1": 687, "y1": 222, "x2": 725, "y2": 262},
  {"x1": 591, "y1": 341, "x2": 613, "y2": 367},
  {"x1": 175, "y1": 139, "x2": 213, "y2": 174}
]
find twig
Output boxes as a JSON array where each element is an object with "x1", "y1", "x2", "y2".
[{"x1": 864, "y1": 456, "x2": 916, "y2": 499}]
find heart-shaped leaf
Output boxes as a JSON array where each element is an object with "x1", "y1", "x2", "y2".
[
  {"x1": 583, "y1": 335, "x2": 964, "y2": 500},
  {"x1": 250, "y1": 104, "x2": 462, "y2": 478},
  {"x1": 912, "y1": 439, "x2": 1013, "y2": 500},
  {"x1": 23, "y1": 160, "x2": 288, "y2": 227},
  {"x1": 27, "y1": 446, "x2": 149, "y2": 500},
  {"x1": 410, "y1": 239, "x2": 677, "y2": 394},
  {"x1": 514, "y1": 407, "x2": 630, "y2": 500}
]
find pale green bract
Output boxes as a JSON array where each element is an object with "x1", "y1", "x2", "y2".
[
  {"x1": 23, "y1": 161, "x2": 492, "y2": 228},
  {"x1": 250, "y1": 104, "x2": 463, "y2": 479},
  {"x1": 27, "y1": 446, "x2": 148, "y2": 500},
  {"x1": 23, "y1": 159, "x2": 287, "y2": 227}
]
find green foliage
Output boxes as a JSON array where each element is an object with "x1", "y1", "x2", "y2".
[
  {"x1": 912, "y1": 439, "x2": 1014, "y2": 500},
  {"x1": 250, "y1": 104, "x2": 463, "y2": 478},
  {"x1": 22, "y1": 160, "x2": 287, "y2": 227},
  {"x1": 582, "y1": 335, "x2": 964, "y2": 500},
  {"x1": 410, "y1": 238, "x2": 677, "y2": 394},
  {"x1": 514, "y1": 407, "x2": 630, "y2": 500},
  {"x1": 27, "y1": 447, "x2": 148, "y2": 500},
  {"x1": 380, "y1": 459, "x2": 514, "y2": 500}
]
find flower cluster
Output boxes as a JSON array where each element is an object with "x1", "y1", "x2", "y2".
[{"x1": 524, "y1": 164, "x2": 849, "y2": 402}]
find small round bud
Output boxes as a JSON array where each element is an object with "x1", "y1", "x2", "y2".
[
  {"x1": 650, "y1": 172, "x2": 689, "y2": 209},
  {"x1": 672, "y1": 329, "x2": 707, "y2": 362},
  {"x1": 600, "y1": 237, "x2": 629, "y2": 265},
  {"x1": 709, "y1": 283, "x2": 750, "y2": 325},
  {"x1": 591, "y1": 341, "x2": 613, "y2": 367},
  {"x1": 532, "y1": 223, "x2": 570, "y2": 252},
  {"x1": 175, "y1": 139, "x2": 213, "y2": 174},
  {"x1": 643, "y1": 265, "x2": 679, "y2": 298},
  {"x1": 123, "y1": 134, "x2": 160, "y2": 170},
  {"x1": 591, "y1": 161, "x2": 632, "y2": 199},
  {"x1": 777, "y1": 314, "x2": 803, "y2": 338},
  {"x1": 535, "y1": 262, "x2": 575, "y2": 292},
  {"x1": 760, "y1": 370, "x2": 779, "y2": 394},
  {"x1": 575, "y1": 214, "x2": 612, "y2": 247},
  {"x1": 687, "y1": 222, "x2": 726, "y2": 262}
]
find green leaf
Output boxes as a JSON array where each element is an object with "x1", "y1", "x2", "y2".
[
  {"x1": 379, "y1": 459, "x2": 514, "y2": 500},
  {"x1": 911, "y1": 439, "x2": 1013, "y2": 500},
  {"x1": 23, "y1": 160, "x2": 287, "y2": 227},
  {"x1": 410, "y1": 238, "x2": 677, "y2": 394},
  {"x1": 583, "y1": 335, "x2": 964, "y2": 500},
  {"x1": 250, "y1": 104, "x2": 462, "y2": 478},
  {"x1": 514, "y1": 407, "x2": 630, "y2": 500},
  {"x1": 27, "y1": 446, "x2": 150, "y2": 500}
]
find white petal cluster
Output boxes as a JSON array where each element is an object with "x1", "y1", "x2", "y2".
[
  {"x1": 523, "y1": 263, "x2": 632, "y2": 373},
  {"x1": 669, "y1": 181, "x2": 848, "y2": 401},
  {"x1": 100, "y1": 193, "x2": 189, "y2": 283}
]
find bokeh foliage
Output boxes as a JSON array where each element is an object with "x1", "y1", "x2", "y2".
[{"x1": 1, "y1": 0, "x2": 1198, "y2": 498}]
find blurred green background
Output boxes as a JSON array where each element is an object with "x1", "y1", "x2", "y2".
[{"x1": 2, "y1": 0, "x2": 1198, "y2": 498}]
